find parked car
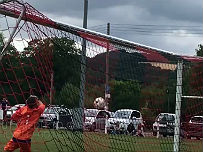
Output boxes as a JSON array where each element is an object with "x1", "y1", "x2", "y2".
[
  {"x1": 84, "y1": 109, "x2": 99, "y2": 131},
  {"x1": 153, "y1": 113, "x2": 175, "y2": 137},
  {"x1": 38, "y1": 105, "x2": 73, "y2": 129},
  {"x1": 182, "y1": 116, "x2": 203, "y2": 139},
  {"x1": 6, "y1": 104, "x2": 25, "y2": 121},
  {"x1": 91, "y1": 110, "x2": 112, "y2": 131},
  {"x1": 107, "y1": 109, "x2": 144, "y2": 135}
]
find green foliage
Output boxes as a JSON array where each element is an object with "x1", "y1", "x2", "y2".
[
  {"x1": 55, "y1": 82, "x2": 79, "y2": 108},
  {"x1": 116, "y1": 50, "x2": 146, "y2": 82},
  {"x1": 196, "y1": 44, "x2": 203, "y2": 57},
  {"x1": 140, "y1": 85, "x2": 165, "y2": 113},
  {"x1": 109, "y1": 80, "x2": 141, "y2": 111},
  {"x1": 0, "y1": 35, "x2": 81, "y2": 106},
  {"x1": 52, "y1": 38, "x2": 81, "y2": 94},
  {"x1": 85, "y1": 85, "x2": 104, "y2": 108},
  {"x1": 0, "y1": 33, "x2": 21, "y2": 105},
  {"x1": 51, "y1": 38, "x2": 81, "y2": 107},
  {"x1": 22, "y1": 37, "x2": 81, "y2": 107}
]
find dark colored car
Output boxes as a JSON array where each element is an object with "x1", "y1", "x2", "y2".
[
  {"x1": 84, "y1": 109, "x2": 112, "y2": 132},
  {"x1": 182, "y1": 116, "x2": 203, "y2": 140},
  {"x1": 91, "y1": 110, "x2": 112, "y2": 131},
  {"x1": 84, "y1": 109, "x2": 99, "y2": 131},
  {"x1": 38, "y1": 105, "x2": 73, "y2": 129},
  {"x1": 153, "y1": 113, "x2": 175, "y2": 137}
]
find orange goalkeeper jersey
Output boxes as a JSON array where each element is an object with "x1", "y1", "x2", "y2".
[{"x1": 11, "y1": 104, "x2": 45, "y2": 140}]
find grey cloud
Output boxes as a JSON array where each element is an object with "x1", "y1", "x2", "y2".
[
  {"x1": 21, "y1": 0, "x2": 203, "y2": 55},
  {"x1": 134, "y1": 0, "x2": 202, "y2": 23},
  {"x1": 27, "y1": 0, "x2": 202, "y2": 24}
]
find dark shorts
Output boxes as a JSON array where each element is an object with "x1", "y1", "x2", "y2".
[{"x1": 4, "y1": 137, "x2": 31, "y2": 152}]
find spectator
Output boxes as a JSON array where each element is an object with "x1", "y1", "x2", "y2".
[
  {"x1": 1, "y1": 98, "x2": 8, "y2": 111},
  {"x1": 1, "y1": 98, "x2": 8, "y2": 120}
]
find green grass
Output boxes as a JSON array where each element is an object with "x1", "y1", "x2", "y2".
[{"x1": 0, "y1": 125, "x2": 202, "y2": 152}]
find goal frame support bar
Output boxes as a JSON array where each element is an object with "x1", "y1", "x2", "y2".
[
  {"x1": 173, "y1": 61, "x2": 183, "y2": 152},
  {"x1": 0, "y1": 0, "x2": 25, "y2": 61},
  {"x1": 182, "y1": 96, "x2": 203, "y2": 99}
]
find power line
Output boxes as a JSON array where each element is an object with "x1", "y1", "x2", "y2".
[{"x1": 89, "y1": 24, "x2": 203, "y2": 37}]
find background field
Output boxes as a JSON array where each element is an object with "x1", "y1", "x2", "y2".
[{"x1": 0, "y1": 124, "x2": 202, "y2": 152}]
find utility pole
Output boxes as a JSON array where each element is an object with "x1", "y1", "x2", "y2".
[
  {"x1": 79, "y1": 0, "x2": 88, "y2": 131},
  {"x1": 166, "y1": 88, "x2": 169, "y2": 112},
  {"x1": 79, "y1": 0, "x2": 88, "y2": 108},
  {"x1": 83, "y1": 0, "x2": 88, "y2": 29},
  {"x1": 49, "y1": 42, "x2": 54, "y2": 105},
  {"x1": 50, "y1": 72, "x2": 54, "y2": 105},
  {"x1": 105, "y1": 23, "x2": 110, "y2": 110}
]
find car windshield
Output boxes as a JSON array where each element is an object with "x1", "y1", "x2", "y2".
[
  {"x1": 191, "y1": 117, "x2": 203, "y2": 123},
  {"x1": 159, "y1": 114, "x2": 175, "y2": 122},
  {"x1": 114, "y1": 111, "x2": 131, "y2": 119},
  {"x1": 85, "y1": 109, "x2": 98, "y2": 117},
  {"x1": 44, "y1": 108, "x2": 60, "y2": 114}
]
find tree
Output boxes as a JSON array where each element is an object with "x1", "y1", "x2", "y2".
[
  {"x1": 55, "y1": 82, "x2": 79, "y2": 108},
  {"x1": 196, "y1": 44, "x2": 203, "y2": 57},
  {"x1": 0, "y1": 32, "x2": 20, "y2": 105},
  {"x1": 52, "y1": 37, "x2": 81, "y2": 94},
  {"x1": 85, "y1": 84, "x2": 104, "y2": 108},
  {"x1": 109, "y1": 80, "x2": 141, "y2": 111},
  {"x1": 23, "y1": 37, "x2": 81, "y2": 106}
]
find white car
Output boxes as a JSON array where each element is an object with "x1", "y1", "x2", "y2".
[
  {"x1": 6, "y1": 104, "x2": 25, "y2": 120},
  {"x1": 107, "y1": 109, "x2": 144, "y2": 135},
  {"x1": 152, "y1": 113, "x2": 175, "y2": 137},
  {"x1": 84, "y1": 109, "x2": 99, "y2": 131}
]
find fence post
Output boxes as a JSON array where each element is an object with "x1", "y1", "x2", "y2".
[{"x1": 173, "y1": 61, "x2": 183, "y2": 152}]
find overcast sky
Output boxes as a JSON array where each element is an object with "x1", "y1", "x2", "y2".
[{"x1": 25, "y1": 0, "x2": 203, "y2": 56}]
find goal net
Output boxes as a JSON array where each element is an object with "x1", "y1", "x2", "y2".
[{"x1": 0, "y1": 1, "x2": 202, "y2": 152}]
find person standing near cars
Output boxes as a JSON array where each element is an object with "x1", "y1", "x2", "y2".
[
  {"x1": 1, "y1": 98, "x2": 9, "y2": 121},
  {"x1": 4, "y1": 95, "x2": 45, "y2": 152}
]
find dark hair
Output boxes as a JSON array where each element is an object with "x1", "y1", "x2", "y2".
[{"x1": 26, "y1": 95, "x2": 38, "y2": 109}]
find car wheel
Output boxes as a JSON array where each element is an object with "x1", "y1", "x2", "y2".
[
  {"x1": 49, "y1": 123, "x2": 54, "y2": 129},
  {"x1": 186, "y1": 135, "x2": 191, "y2": 139},
  {"x1": 127, "y1": 123, "x2": 135, "y2": 134},
  {"x1": 153, "y1": 131, "x2": 157, "y2": 136},
  {"x1": 90, "y1": 122, "x2": 96, "y2": 132},
  {"x1": 38, "y1": 122, "x2": 43, "y2": 128},
  {"x1": 163, "y1": 133, "x2": 167, "y2": 137}
]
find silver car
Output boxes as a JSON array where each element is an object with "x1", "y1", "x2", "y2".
[
  {"x1": 39, "y1": 105, "x2": 73, "y2": 129},
  {"x1": 107, "y1": 109, "x2": 144, "y2": 135}
]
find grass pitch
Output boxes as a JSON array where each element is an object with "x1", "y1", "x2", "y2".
[{"x1": 0, "y1": 124, "x2": 202, "y2": 152}]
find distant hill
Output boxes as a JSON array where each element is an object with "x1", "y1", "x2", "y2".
[{"x1": 86, "y1": 49, "x2": 182, "y2": 86}]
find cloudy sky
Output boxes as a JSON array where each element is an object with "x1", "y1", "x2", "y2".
[{"x1": 24, "y1": 0, "x2": 203, "y2": 56}]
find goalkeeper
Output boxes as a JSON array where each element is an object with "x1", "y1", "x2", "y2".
[{"x1": 4, "y1": 95, "x2": 45, "y2": 152}]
